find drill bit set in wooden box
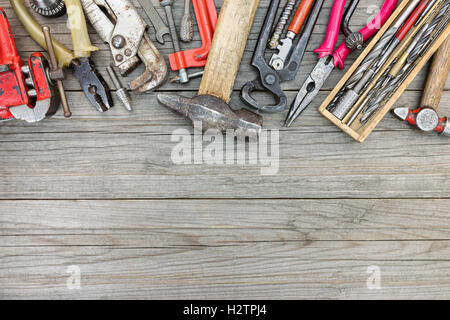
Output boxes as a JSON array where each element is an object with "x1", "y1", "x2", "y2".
[{"x1": 319, "y1": 0, "x2": 450, "y2": 142}]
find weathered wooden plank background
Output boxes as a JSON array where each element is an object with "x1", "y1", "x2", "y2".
[{"x1": 0, "y1": 0, "x2": 449, "y2": 299}]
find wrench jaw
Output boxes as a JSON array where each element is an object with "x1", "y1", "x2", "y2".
[
  {"x1": 81, "y1": 0, "x2": 168, "y2": 93},
  {"x1": 130, "y1": 35, "x2": 169, "y2": 93},
  {"x1": 9, "y1": 53, "x2": 60, "y2": 123}
]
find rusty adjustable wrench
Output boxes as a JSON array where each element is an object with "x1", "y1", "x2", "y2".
[{"x1": 81, "y1": 0, "x2": 168, "y2": 93}]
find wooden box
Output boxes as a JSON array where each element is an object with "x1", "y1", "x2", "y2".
[{"x1": 318, "y1": 0, "x2": 450, "y2": 142}]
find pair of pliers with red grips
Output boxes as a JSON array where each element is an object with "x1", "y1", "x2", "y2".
[{"x1": 285, "y1": 0, "x2": 399, "y2": 127}]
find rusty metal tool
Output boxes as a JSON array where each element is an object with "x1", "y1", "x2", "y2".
[
  {"x1": 342, "y1": 0, "x2": 422, "y2": 90},
  {"x1": 393, "y1": 33, "x2": 450, "y2": 136},
  {"x1": 30, "y1": 0, "x2": 66, "y2": 17},
  {"x1": 81, "y1": 0, "x2": 168, "y2": 93},
  {"x1": 330, "y1": 0, "x2": 431, "y2": 120},
  {"x1": 168, "y1": 0, "x2": 217, "y2": 74},
  {"x1": 180, "y1": 0, "x2": 194, "y2": 42},
  {"x1": 11, "y1": 0, "x2": 113, "y2": 113},
  {"x1": 157, "y1": 0, "x2": 262, "y2": 134},
  {"x1": 240, "y1": 0, "x2": 323, "y2": 113},
  {"x1": 285, "y1": 0, "x2": 398, "y2": 126},
  {"x1": 347, "y1": 22, "x2": 431, "y2": 125},
  {"x1": 0, "y1": 6, "x2": 59, "y2": 123},
  {"x1": 107, "y1": 66, "x2": 132, "y2": 111},
  {"x1": 268, "y1": 0, "x2": 297, "y2": 49},
  {"x1": 138, "y1": 0, "x2": 170, "y2": 44},
  {"x1": 161, "y1": 0, "x2": 189, "y2": 83},
  {"x1": 355, "y1": 1, "x2": 450, "y2": 124},
  {"x1": 43, "y1": 26, "x2": 71, "y2": 118},
  {"x1": 269, "y1": 0, "x2": 315, "y2": 71}
]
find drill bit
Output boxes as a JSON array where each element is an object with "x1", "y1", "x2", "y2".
[
  {"x1": 268, "y1": 0, "x2": 297, "y2": 49},
  {"x1": 331, "y1": 0, "x2": 434, "y2": 120},
  {"x1": 410, "y1": 0, "x2": 450, "y2": 58},
  {"x1": 180, "y1": 0, "x2": 194, "y2": 42},
  {"x1": 360, "y1": 4, "x2": 450, "y2": 122},
  {"x1": 343, "y1": 0, "x2": 422, "y2": 89},
  {"x1": 107, "y1": 66, "x2": 132, "y2": 111}
]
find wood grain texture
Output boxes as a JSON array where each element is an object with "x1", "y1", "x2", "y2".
[
  {"x1": 199, "y1": 0, "x2": 260, "y2": 101},
  {"x1": 0, "y1": 0, "x2": 449, "y2": 300}
]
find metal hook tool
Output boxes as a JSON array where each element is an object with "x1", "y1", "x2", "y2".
[{"x1": 240, "y1": 0, "x2": 323, "y2": 113}]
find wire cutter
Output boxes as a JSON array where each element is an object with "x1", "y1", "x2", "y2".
[
  {"x1": 10, "y1": 0, "x2": 113, "y2": 113},
  {"x1": 284, "y1": 0, "x2": 398, "y2": 127}
]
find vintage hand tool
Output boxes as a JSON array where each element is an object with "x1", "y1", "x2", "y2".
[
  {"x1": 268, "y1": 0, "x2": 297, "y2": 49},
  {"x1": 81, "y1": 0, "x2": 168, "y2": 92},
  {"x1": 240, "y1": 0, "x2": 323, "y2": 113},
  {"x1": 161, "y1": 0, "x2": 189, "y2": 84},
  {"x1": 0, "y1": 6, "x2": 59, "y2": 122},
  {"x1": 43, "y1": 26, "x2": 71, "y2": 118},
  {"x1": 348, "y1": 20, "x2": 432, "y2": 125},
  {"x1": 180, "y1": 0, "x2": 194, "y2": 42},
  {"x1": 11, "y1": 0, "x2": 113, "y2": 113},
  {"x1": 107, "y1": 66, "x2": 132, "y2": 111},
  {"x1": 394, "y1": 107, "x2": 450, "y2": 135},
  {"x1": 167, "y1": 0, "x2": 217, "y2": 82},
  {"x1": 393, "y1": 33, "x2": 450, "y2": 136},
  {"x1": 138, "y1": 0, "x2": 170, "y2": 44},
  {"x1": 269, "y1": 0, "x2": 315, "y2": 71},
  {"x1": 285, "y1": 0, "x2": 398, "y2": 126},
  {"x1": 30, "y1": 0, "x2": 66, "y2": 17},
  {"x1": 330, "y1": 0, "x2": 430, "y2": 120},
  {"x1": 157, "y1": 0, "x2": 262, "y2": 134},
  {"x1": 351, "y1": 0, "x2": 450, "y2": 124}
]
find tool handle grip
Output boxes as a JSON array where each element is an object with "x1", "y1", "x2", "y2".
[
  {"x1": 314, "y1": 0, "x2": 347, "y2": 58},
  {"x1": 65, "y1": 0, "x2": 98, "y2": 58},
  {"x1": 10, "y1": 0, "x2": 75, "y2": 68},
  {"x1": 333, "y1": 0, "x2": 398, "y2": 69},
  {"x1": 396, "y1": 0, "x2": 430, "y2": 41},
  {"x1": 288, "y1": 0, "x2": 315, "y2": 34},
  {"x1": 0, "y1": 7, "x2": 19, "y2": 65},
  {"x1": 421, "y1": 35, "x2": 450, "y2": 110},
  {"x1": 199, "y1": 0, "x2": 259, "y2": 102}
]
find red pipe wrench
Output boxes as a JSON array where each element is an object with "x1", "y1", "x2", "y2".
[
  {"x1": 169, "y1": 0, "x2": 217, "y2": 71},
  {"x1": 0, "y1": 7, "x2": 58, "y2": 122},
  {"x1": 285, "y1": 0, "x2": 398, "y2": 127}
]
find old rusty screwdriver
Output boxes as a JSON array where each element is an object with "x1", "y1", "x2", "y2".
[{"x1": 42, "y1": 26, "x2": 72, "y2": 118}]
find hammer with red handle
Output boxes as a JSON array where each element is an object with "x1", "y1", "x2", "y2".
[{"x1": 393, "y1": 35, "x2": 450, "y2": 136}]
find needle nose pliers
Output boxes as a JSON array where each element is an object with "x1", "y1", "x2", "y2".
[{"x1": 284, "y1": 0, "x2": 398, "y2": 127}]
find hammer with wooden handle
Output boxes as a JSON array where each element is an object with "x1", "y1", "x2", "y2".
[
  {"x1": 393, "y1": 35, "x2": 450, "y2": 136},
  {"x1": 157, "y1": 0, "x2": 263, "y2": 134}
]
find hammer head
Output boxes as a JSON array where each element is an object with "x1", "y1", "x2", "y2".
[{"x1": 157, "y1": 94, "x2": 263, "y2": 134}]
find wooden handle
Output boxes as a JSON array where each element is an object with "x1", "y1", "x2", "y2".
[
  {"x1": 421, "y1": 35, "x2": 450, "y2": 110},
  {"x1": 199, "y1": 0, "x2": 260, "y2": 102},
  {"x1": 65, "y1": 0, "x2": 98, "y2": 58},
  {"x1": 289, "y1": 0, "x2": 315, "y2": 34}
]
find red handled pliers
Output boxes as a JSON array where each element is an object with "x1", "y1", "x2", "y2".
[{"x1": 285, "y1": 0, "x2": 398, "y2": 127}]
